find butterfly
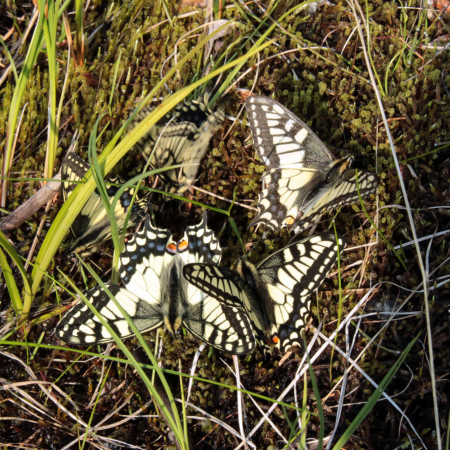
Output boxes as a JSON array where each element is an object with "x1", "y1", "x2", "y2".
[
  {"x1": 183, "y1": 233, "x2": 344, "y2": 354},
  {"x1": 245, "y1": 95, "x2": 377, "y2": 234},
  {"x1": 131, "y1": 97, "x2": 225, "y2": 194},
  {"x1": 57, "y1": 213, "x2": 256, "y2": 354},
  {"x1": 61, "y1": 153, "x2": 149, "y2": 255}
]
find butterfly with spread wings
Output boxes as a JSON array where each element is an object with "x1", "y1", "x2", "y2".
[
  {"x1": 57, "y1": 213, "x2": 256, "y2": 355},
  {"x1": 184, "y1": 233, "x2": 344, "y2": 354},
  {"x1": 131, "y1": 97, "x2": 225, "y2": 194},
  {"x1": 61, "y1": 153, "x2": 148, "y2": 255},
  {"x1": 245, "y1": 95, "x2": 377, "y2": 234}
]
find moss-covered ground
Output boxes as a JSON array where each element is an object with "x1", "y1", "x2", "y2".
[{"x1": 0, "y1": 0, "x2": 448, "y2": 448}]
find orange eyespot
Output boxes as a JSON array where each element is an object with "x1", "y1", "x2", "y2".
[
  {"x1": 178, "y1": 239, "x2": 189, "y2": 252},
  {"x1": 166, "y1": 243, "x2": 177, "y2": 254},
  {"x1": 284, "y1": 216, "x2": 295, "y2": 226},
  {"x1": 272, "y1": 335, "x2": 280, "y2": 345}
]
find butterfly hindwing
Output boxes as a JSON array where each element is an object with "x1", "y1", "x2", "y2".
[
  {"x1": 291, "y1": 168, "x2": 378, "y2": 233},
  {"x1": 245, "y1": 95, "x2": 377, "y2": 232},
  {"x1": 56, "y1": 284, "x2": 163, "y2": 345},
  {"x1": 184, "y1": 213, "x2": 222, "y2": 264},
  {"x1": 252, "y1": 168, "x2": 324, "y2": 230},
  {"x1": 61, "y1": 153, "x2": 89, "y2": 199},
  {"x1": 118, "y1": 217, "x2": 170, "y2": 304}
]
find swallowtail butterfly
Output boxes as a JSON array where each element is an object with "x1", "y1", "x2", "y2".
[
  {"x1": 132, "y1": 97, "x2": 225, "y2": 193},
  {"x1": 183, "y1": 233, "x2": 344, "y2": 354},
  {"x1": 61, "y1": 153, "x2": 148, "y2": 254},
  {"x1": 57, "y1": 214, "x2": 255, "y2": 354},
  {"x1": 245, "y1": 95, "x2": 377, "y2": 233}
]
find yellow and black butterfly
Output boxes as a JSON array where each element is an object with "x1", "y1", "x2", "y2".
[
  {"x1": 131, "y1": 97, "x2": 224, "y2": 193},
  {"x1": 245, "y1": 95, "x2": 377, "y2": 234},
  {"x1": 57, "y1": 213, "x2": 255, "y2": 355},
  {"x1": 184, "y1": 233, "x2": 344, "y2": 354}
]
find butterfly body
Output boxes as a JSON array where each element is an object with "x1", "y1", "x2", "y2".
[
  {"x1": 184, "y1": 233, "x2": 344, "y2": 353},
  {"x1": 245, "y1": 95, "x2": 377, "y2": 233},
  {"x1": 233, "y1": 259, "x2": 278, "y2": 347},
  {"x1": 287, "y1": 155, "x2": 353, "y2": 225},
  {"x1": 57, "y1": 214, "x2": 255, "y2": 354}
]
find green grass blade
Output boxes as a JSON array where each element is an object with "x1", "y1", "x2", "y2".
[
  {"x1": 0, "y1": 247, "x2": 22, "y2": 316},
  {"x1": 0, "y1": 36, "x2": 19, "y2": 83},
  {"x1": 306, "y1": 347, "x2": 324, "y2": 448},
  {"x1": 67, "y1": 260, "x2": 187, "y2": 448},
  {"x1": 0, "y1": 229, "x2": 31, "y2": 316},
  {"x1": 38, "y1": 0, "x2": 59, "y2": 181},
  {"x1": 355, "y1": 170, "x2": 407, "y2": 270}
]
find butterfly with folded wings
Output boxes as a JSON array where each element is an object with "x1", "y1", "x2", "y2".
[
  {"x1": 61, "y1": 153, "x2": 148, "y2": 255},
  {"x1": 245, "y1": 95, "x2": 377, "y2": 234}
]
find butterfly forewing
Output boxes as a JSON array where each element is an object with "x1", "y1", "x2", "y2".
[
  {"x1": 183, "y1": 264, "x2": 246, "y2": 307},
  {"x1": 257, "y1": 233, "x2": 344, "y2": 352},
  {"x1": 183, "y1": 279, "x2": 256, "y2": 354},
  {"x1": 246, "y1": 95, "x2": 332, "y2": 169},
  {"x1": 181, "y1": 232, "x2": 256, "y2": 355},
  {"x1": 245, "y1": 95, "x2": 377, "y2": 232}
]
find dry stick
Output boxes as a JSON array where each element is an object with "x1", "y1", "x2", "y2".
[
  {"x1": 238, "y1": 288, "x2": 425, "y2": 448},
  {"x1": 347, "y1": 0, "x2": 440, "y2": 446},
  {"x1": 0, "y1": 173, "x2": 62, "y2": 233},
  {"x1": 192, "y1": 185, "x2": 257, "y2": 210}
]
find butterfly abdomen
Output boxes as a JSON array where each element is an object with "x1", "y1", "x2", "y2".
[{"x1": 236, "y1": 259, "x2": 277, "y2": 345}]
